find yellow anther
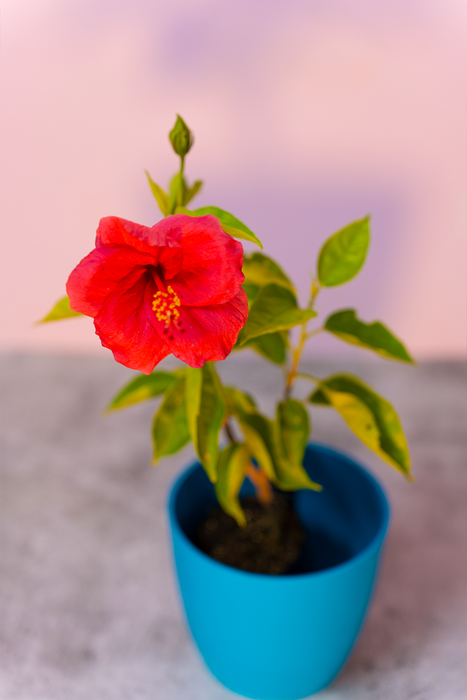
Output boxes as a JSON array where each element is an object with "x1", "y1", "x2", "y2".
[{"x1": 152, "y1": 286, "x2": 182, "y2": 326}]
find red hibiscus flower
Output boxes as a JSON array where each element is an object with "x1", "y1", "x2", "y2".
[{"x1": 66, "y1": 215, "x2": 248, "y2": 373}]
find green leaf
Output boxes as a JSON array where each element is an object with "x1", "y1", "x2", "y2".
[
  {"x1": 215, "y1": 443, "x2": 250, "y2": 527},
  {"x1": 242, "y1": 253, "x2": 295, "y2": 293},
  {"x1": 145, "y1": 171, "x2": 171, "y2": 217},
  {"x1": 309, "y1": 374, "x2": 412, "y2": 477},
  {"x1": 224, "y1": 386, "x2": 257, "y2": 416},
  {"x1": 152, "y1": 377, "x2": 190, "y2": 463},
  {"x1": 196, "y1": 363, "x2": 226, "y2": 482},
  {"x1": 242, "y1": 282, "x2": 260, "y2": 307},
  {"x1": 242, "y1": 331, "x2": 288, "y2": 364},
  {"x1": 307, "y1": 388, "x2": 329, "y2": 405},
  {"x1": 317, "y1": 217, "x2": 370, "y2": 287},
  {"x1": 276, "y1": 399, "x2": 310, "y2": 466},
  {"x1": 235, "y1": 287, "x2": 291, "y2": 362},
  {"x1": 272, "y1": 449, "x2": 322, "y2": 492},
  {"x1": 324, "y1": 309, "x2": 414, "y2": 363},
  {"x1": 106, "y1": 371, "x2": 178, "y2": 412},
  {"x1": 38, "y1": 295, "x2": 82, "y2": 323},
  {"x1": 236, "y1": 412, "x2": 277, "y2": 483},
  {"x1": 183, "y1": 180, "x2": 203, "y2": 206},
  {"x1": 173, "y1": 206, "x2": 262, "y2": 249},
  {"x1": 192, "y1": 206, "x2": 263, "y2": 249},
  {"x1": 174, "y1": 205, "x2": 191, "y2": 216},
  {"x1": 185, "y1": 367, "x2": 203, "y2": 448},
  {"x1": 271, "y1": 412, "x2": 320, "y2": 492},
  {"x1": 239, "y1": 284, "x2": 316, "y2": 345},
  {"x1": 231, "y1": 405, "x2": 321, "y2": 493},
  {"x1": 233, "y1": 285, "x2": 259, "y2": 348}
]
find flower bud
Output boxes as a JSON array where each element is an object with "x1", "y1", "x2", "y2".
[{"x1": 169, "y1": 115, "x2": 193, "y2": 157}]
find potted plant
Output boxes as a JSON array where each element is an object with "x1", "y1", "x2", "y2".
[{"x1": 41, "y1": 116, "x2": 413, "y2": 700}]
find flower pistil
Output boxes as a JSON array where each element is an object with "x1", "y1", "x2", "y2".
[{"x1": 152, "y1": 286, "x2": 183, "y2": 338}]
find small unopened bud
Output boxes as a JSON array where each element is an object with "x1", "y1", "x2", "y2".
[{"x1": 169, "y1": 115, "x2": 193, "y2": 157}]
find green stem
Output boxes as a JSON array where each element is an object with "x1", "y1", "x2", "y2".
[
  {"x1": 224, "y1": 418, "x2": 237, "y2": 444},
  {"x1": 295, "y1": 371, "x2": 321, "y2": 384},
  {"x1": 178, "y1": 156, "x2": 185, "y2": 208},
  {"x1": 306, "y1": 326, "x2": 324, "y2": 340},
  {"x1": 284, "y1": 277, "x2": 321, "y2": 400},
  {"x1": 284, "y1": 324, "x2": 308, "y2": 400},
  {"x1": 170, "y1": 156, "x2": 186, "y2": 214}
]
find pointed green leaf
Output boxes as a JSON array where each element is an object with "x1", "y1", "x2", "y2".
[
  {"x1": 224, "y1": 386, "x2": 257, "y2": 416},
  {"x1": 38, "y1": 295, "x2": 82, "y2": 323},
  {"x1": 242, "y1": 331, "x2": 288, "y2": 364},
  {"x1": 308, "y1": 374, "x2": 411, "y2": 477},
  {"x1": 317, "y1": 217, "x2": 370, "y2": 287},
  {"x1": 242, "y1": 253, "x2": 295, "y2": 293},
  {"x1": 215, "y1": 443, "x2": 250, "y2": 527},
  {"x1": 183, "y1": 180, "x2": 203, "y2": 206},
  {"x1": 233, "y1": 287, "x2": 259, "y2": 349},
  {"x1": 237, "y1": 412, "x2": 277, "y2": 483},
  {"x1": 106, "y1": 371, "x2": 178, "y2": 412},
  {"x1": 324, "y1": 309, "x2": 414, "y2": 363},
  {"x1": 231, "y1": 283, "x2": 261, "y2": 349},
  {"x1": 235, "y1": 409, "x2": 321, "y2": 492},
  {"x1": 145, "y1": 171, "x2": 171, "y2": 217},
  {"x1": 152, "y1": 377, "x2": 190, "y2": 463},
  {"x1": 173, "y1": 206, "x2": 262, "y2": 249},
  {"x1": 185, "y1": 367, "x2": 203, "y2": 448},
  {"x1": 192, "y1": 206, "x2": 263, "y2": 249},
  {"x1": 242, "y1": 282, "x2": 260, "y2": 307},
  {"x1": 308, "y1": 388, "x2": 329, "y2": 405},
  {"x1": 224, "y1": 390, "x2": 274, "y2": 480},
  {"x1": 224, "y1": 385, "x2": 317, "y2": 492},
  {"x1": 196, "y1": 363, "x2": 226, "y2": 482},
  {"x1": 174, "y1": 205, "x2": 191, "y2": 216},
  {"x1": 272, "y1": 454, "x2": 322, "y2": 491},
  {"x1": 276, "y1": 399, "x2": 310, "y2": 466},
  {"x1": 239, "y1": 284, "x2": 316, "y2": 345},
  {"x1": 271, "y1": 413, "x2": 320, "y2": 492}
]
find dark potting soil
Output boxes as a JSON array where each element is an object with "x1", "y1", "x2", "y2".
[{"x1": 194, "y1": 494, "x2": 306, "y2": 575}]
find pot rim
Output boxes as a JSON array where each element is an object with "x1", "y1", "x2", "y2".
[{"x1": 167, "y1": 441, "x2": 390, "y2": 581}]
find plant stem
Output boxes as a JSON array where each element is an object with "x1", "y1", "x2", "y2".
[
  {"x1": 295, "y1": 371, "x2": 321, "y2": 384},
  {"x1": 284, "y1": 277, "x2": 321, "y2": 400},
  {"x1": 178, "y1": 155, "x2": 185, "y2": 208},
  {"x1": 246, "y1": 463, "x2": 274, "y2": 504},
  {"x1": 284, "y1": 324, "x2": 308, "y2": 400},
  {"x1": 224, "y1": 419, "x2": 237, "y2": 444},
  {"x1": 306, "y1": 326, "x2": 324, "y2": 340}
]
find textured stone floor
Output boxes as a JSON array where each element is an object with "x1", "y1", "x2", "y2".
[{"x1": 1, "y1": 352, "x2": 466, "y2": 700}]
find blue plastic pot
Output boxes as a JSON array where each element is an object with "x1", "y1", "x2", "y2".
[{"x1": 167, "y1": 443, "x2": 390, "y2": 700}]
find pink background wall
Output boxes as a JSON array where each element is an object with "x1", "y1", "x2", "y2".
[{"x1": 1, "y1": 0, "x2": 466, "y2": 359}]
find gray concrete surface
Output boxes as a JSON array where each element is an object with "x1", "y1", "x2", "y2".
[{"x1": 1, "y1": 352, "x2": 466, "y2": 700}]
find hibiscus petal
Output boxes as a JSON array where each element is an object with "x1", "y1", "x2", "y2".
[
  {"x1": 96, "y1": 216, "x2": 183, "y2": 255},
  {"x1": 66, "y1": 246, "x2": 155, "y2": 318},
  {"x1": 94, "y1": 270, "x2": 170, "y2": 374},
  {"x1": 166, "y1": 215, "x2": 245, "y2": 306},
  {"x1": 149, "y1": 288, "x2": 248, "y2": 368},
  {"x1": 156, "y1": 245, "x2": 184, "y2": 280}
]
